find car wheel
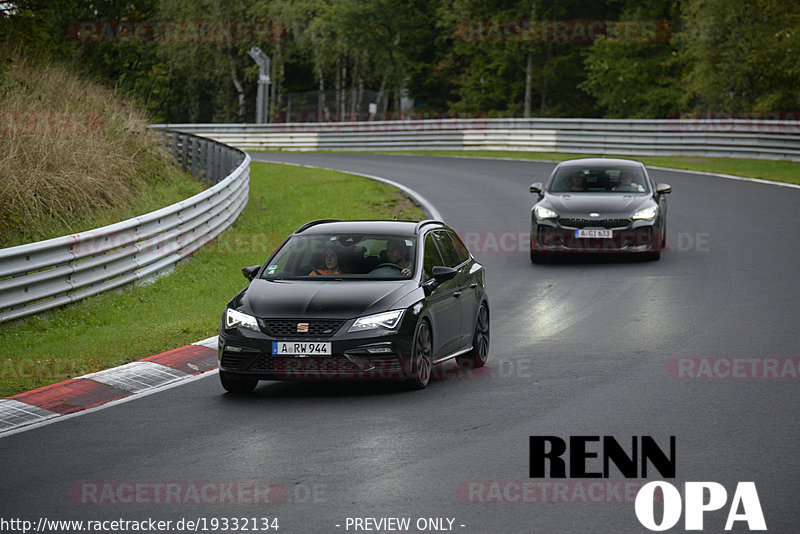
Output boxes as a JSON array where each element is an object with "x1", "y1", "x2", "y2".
[
  {"x1": 406, "y1": 320, "x2": 433, "y2": 390},
  {"x1": 645, "y1": 251, "x2": 661, "y2": 261},
  {"x1": 457, "y1": 303, "x2": 489, "y2": 369},
  {"x1": 220, "y1": 370, "x2": 258, "y2": 394}
]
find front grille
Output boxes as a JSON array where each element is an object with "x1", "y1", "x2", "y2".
[
  {"x1": 536, "y1": 226, "x2": 654, "y2": 250},
  {"x1": 558, "y1": 218, "x2": 632, "y2": 229},
  {"x1": 248, "y1": 355, "x2": 356, "y2": 374},
  {"x1": 261, "y1": 319, "x2": 345, "y2": 338},
  {"x1": 247, "y1": 355, "x2": 406, "y2": 379}
]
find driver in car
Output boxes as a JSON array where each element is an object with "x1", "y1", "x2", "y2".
[{"x1": 386, "y1": 238, "x2": 412, "y2": 277}]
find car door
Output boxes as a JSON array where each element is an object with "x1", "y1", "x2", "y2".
[
  {"x1": 432, "y1": 231, "x2": 477, "y2": 351},
  {"x1": 434, "y1": 230, "x2": 477, "y2": 356},
  {"x1": 422, "y1": 232, "x2": 462, "y2": 359},
  {"x1": 445, "y1": 231, "x2": 480, "y2": 347}
]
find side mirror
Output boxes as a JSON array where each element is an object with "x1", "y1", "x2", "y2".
[
  {"x1": 423, "y1": 266, "x2": 458, "y2": 295},
  {"x1": 530, "y1": 182, "x2": 543, "y2": 195},
  {"x1": 432, "y1": 265, "x2": 458, "y2": 282},
  {"x1": 242, "y1": 265, "x2": 260, "y2": 281},
  {"x1": 656, "y1": 183, "x2": 672, "y2": 195}
]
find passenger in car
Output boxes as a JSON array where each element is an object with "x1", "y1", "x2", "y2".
[{"x1": 309, "y1": 246, "x2": 343, "y2": 275}]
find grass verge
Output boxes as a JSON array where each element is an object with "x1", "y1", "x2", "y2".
[
  {"x1": 0, "y1": 161, "x2": 424, "y2": 397},
  {"x1": 371, "y1": 150, "x2": 800, "y2": 185},
  {"x1": 0, "y1": 53, "x2": 202, "y2": 248}
]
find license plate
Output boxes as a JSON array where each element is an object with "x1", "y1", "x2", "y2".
[
  {"x1": 576, "y1": 229, "x2": 613, "y2": 238},
  {"x1": 272, "y1": 341, "x2": 332, "y2": 356}
]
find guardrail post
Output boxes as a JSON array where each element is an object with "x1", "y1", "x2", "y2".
[
  {"x1": 181, "y1": 134, "x2": 189, "y2": 171},
  {"x1": 200, "y1": 139, "x2": 209, "y2": 183},
  {"x1": 215, "y1": 144, "x2": 223, "y2": 184},
  {"x1": 170, "y1": 132, "x2": 179, "y2": 162},
  {"x1": 191, "y1": 137, "x2": 198, "y2": 175}
]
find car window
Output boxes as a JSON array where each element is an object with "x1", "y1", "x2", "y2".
[
  {"x1": 431, "y1": 231, "x2": 462, "y2": 268},
  {"x1": 423, "y1": 234, "x2": 444, "y2": 281},
  {"x1": 549, "y1": 166, "x2": 649, "y2": 193},
  {"x1": 447, "y1": 232, "x2": 471, "y2": 264},
  {"x1": 262, "y1": 233, "x2": 416, "y2": 279}
]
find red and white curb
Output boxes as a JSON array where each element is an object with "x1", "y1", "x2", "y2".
[{"x1": 0, "y1": 336, "x2": 219, "y2": 437}]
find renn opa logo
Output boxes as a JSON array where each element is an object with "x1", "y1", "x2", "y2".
[{"x1": 529, "y1": 436, "x2": 766, "y2": 531}]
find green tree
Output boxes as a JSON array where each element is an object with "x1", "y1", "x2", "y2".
[
  {"x1": 155, "y1": 0, "x2": 268, "y2": 122},
  {"x1": 581, "y1": 0, "x2": 683, "y2": 118},
  {"x1": 678, "y1": 0, "x2": 800, "y2": 112},
  {"x1": 438, "y1": 0, "x2": 622, "y2": 117}
]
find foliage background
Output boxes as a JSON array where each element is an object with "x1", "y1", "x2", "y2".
[{"x1": 1, "y1": 0, "x2": 798, "y2": 122}]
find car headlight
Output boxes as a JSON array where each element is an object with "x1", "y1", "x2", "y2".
[
  {"x1": 534, "y1": 205, "x2": 558, "y2": 220},
  {"x1": 348, "y1": 310, "x2": 405, "y2": 333},
  {"x1": 225, "y1": 308, "x2": 260, "y2": 331},
  {"x1": 632, "y1": 207, "x2": 658, "y2": 220}
]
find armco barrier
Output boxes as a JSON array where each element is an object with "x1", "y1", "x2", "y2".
[
  {"x1": 150, "y1": 118, "x2": 800, "y2": 161},
  {"x1": 0, "y1": 131, "x2": 250, "y2": 323}
]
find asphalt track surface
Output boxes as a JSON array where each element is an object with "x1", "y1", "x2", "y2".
[{"x1": 2, "y1": 153, "x2": 798, "y2": 533}]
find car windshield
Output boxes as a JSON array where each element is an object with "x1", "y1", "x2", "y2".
[
  {"x1": 549, "y1": 165, "x2": 649, "y2": 194},
  {"x1": 261, "y1": 233, "x2": 416, "y2": 280}
]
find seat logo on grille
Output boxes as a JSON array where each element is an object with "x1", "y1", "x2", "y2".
[{"x1": 297, "y1": 322, "x2": 309, "y2": 333}]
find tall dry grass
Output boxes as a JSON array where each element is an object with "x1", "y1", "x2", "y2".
[{"x1": 0, "y1": 53, "x2": 183, "y2": 248}]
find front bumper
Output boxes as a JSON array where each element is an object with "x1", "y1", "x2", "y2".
[
  {"x1": 531, "y1": 221, "x2": 663, "y2": 254},
  {"x1": 218, "y1": 315, "x2": 417, "y2": 381}
]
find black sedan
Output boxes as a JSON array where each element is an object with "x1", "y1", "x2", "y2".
[
  {"x1": 530, "y1": 158, "x2": 671, "y2": 261},
  {"x1": 218, "y1": 220, "x2": 489, "y2": 392}
]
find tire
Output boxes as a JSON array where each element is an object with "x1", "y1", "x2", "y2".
[
  {"x1": 644, "y1": 250, "x2": 661, "y2": 261},
  {"x1": 406, "y1": 320, "x2": 433, "y2": 390},
  {"x1": 457, "y1": 303, "x2": 490, "y2": 369},
  {"x1": 220, "y1": 370, "x2": 258, "y2": 394}
]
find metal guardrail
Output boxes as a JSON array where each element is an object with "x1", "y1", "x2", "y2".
[
  {"x1": 151, "y1": 118, "x2": 800, "y2": 161},
  {"x1": 0, "y1": 131, "x2": 250, "y2": 323}
]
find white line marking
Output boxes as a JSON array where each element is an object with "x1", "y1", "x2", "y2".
[
  {"x1": 0, "y1": 369, "x2": 218, "y2": 439},
  {"x1": 193, "y1": 335, "x2": 218, "y2": 348},
  {"x1": 0, "y1": 399, "x2": 60, "y2": 430},
  {"x1": 647, "y1": 165, "x2": 800, "y2": 189},
  {"x1": 79, "y1": 361, "x2": 189, "y2": 393},
  {"x1": 367, "y1": 152, "x2": 800, "y2": 190}
]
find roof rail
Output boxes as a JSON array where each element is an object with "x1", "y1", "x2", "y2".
[
  {"x1": 294, "y1": 219, "x2": 341, "y2": 233},
  {"x1": 414, "y1": 219, "x2": 444, "y2": 234}
]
